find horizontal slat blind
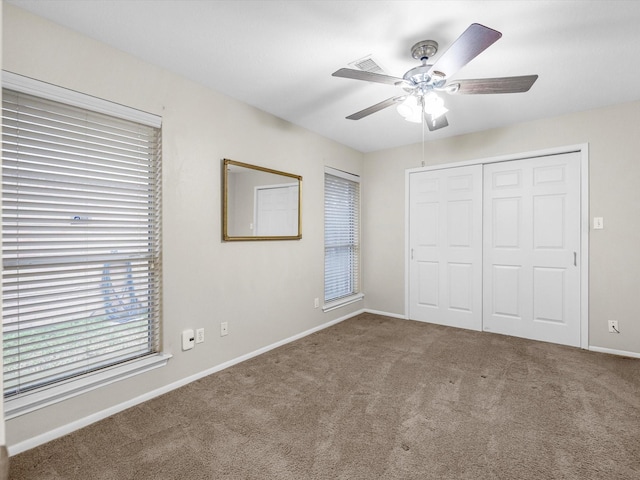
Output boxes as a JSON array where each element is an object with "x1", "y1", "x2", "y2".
[
  {"x1": 2, "y1": 88, "x2": 162, "y2": 397},
  {"x1": 324, "y1": 170, "x2": 360, "y2": 303}
]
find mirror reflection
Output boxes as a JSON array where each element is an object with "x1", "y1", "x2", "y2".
[{"x1": 223, "y1": 159, "x2": 302, "y2": 241}]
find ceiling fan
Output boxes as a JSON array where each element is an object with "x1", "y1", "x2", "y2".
[{"x1": 332, "y1": 23, "x2": 538, "y2": 131}]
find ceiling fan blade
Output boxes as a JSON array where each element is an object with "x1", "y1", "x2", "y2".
[
  {"x1": 450, "y1": 75, "x2": 538, "y2": 94},
  {"x1": 425, "y1": 113, "x2": 449, "y2": 131},
  {"x1": 332, "y1": 68, "x2": 404, "y2": 86},
  {"x1": 429, "y1": 23, "x2": 502, "y2": 78},
  {"x1": 346, "y1": 96, "x2": 404, "y2": 120}
]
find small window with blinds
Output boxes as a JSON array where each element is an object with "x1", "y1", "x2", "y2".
[
  {"x1": 2, "y1": 78, "x2": 163, "y2": 403},
  {"x1": 324, "y1": 168, "x2": 362, "y2": 308}
]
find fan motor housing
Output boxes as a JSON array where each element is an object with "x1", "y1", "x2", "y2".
[
  {"x1": 403, "y1": 65, "x2": 433, "y2": 91},
  {"x1": 402, "y1": 65, "x2": 446, "y2": 94}
]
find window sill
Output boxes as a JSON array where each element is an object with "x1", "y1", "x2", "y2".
[
  {"x1": 323, "y1": 292, "x2": 364, "y2": 312},
  {"x1": 4, "y1": 353, "x2": 172, "y2": 420}
]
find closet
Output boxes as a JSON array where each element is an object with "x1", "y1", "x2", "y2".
[{"x1": 408, "y1": 150, "x2": 584, "y2": 347}]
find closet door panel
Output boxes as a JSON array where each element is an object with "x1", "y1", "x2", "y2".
[
  {"x1": 483, "y1": 153, "x2": 581, "y2": 346},
  {"x1": 409, "y1": 165, "x2": 483, "y2": 331}
]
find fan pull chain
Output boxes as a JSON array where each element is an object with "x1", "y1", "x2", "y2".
[{"x1": 421, "y1": 100, "x2": 426, "y2": 167}]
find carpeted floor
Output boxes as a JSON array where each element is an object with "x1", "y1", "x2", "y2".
[{"x1": 9, "y1": 313, "x2": 640, "y2": 479}]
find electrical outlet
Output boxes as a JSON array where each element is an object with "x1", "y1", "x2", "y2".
[
  {"x1": 608, "y1": 320, "x2": 619, "y2": 333},
  {"x1": 182, "y1": 329, "x2": 195, "y2": 350},
  {"x1": 314, "y1": 297, "x2": 320, "y2": 308},
  {"x1": 220, "y1": 322, "x2": 228, "y2": 337},
  {"x1": 196, "y1": 328, "x2": 205, "y2": 343}
]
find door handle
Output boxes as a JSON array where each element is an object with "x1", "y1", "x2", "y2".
[{"x1": 573, "y1": 251, "x2": 577, "y2": 266}]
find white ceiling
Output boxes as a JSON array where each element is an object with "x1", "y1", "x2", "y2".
[{"x1": 7, "y1": 0, "x2": 640, "y2": 153}]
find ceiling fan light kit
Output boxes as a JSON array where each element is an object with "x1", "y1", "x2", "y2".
[
  {"x1": 423, "y1": 92, "x2": 448, "y2": 117},
  {"x1": 332, "y1": 23, "x2": 538, "y2": 131},
  {"x1": 397, "y1": 93, "x2": 448, "y2": 123},
  {"x1": 396, "y1": 96, "x2": 422, "y2": 123}
]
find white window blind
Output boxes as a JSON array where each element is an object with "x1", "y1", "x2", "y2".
[
  {"x1": 2, "y1": 86, "x2": 162, "y2": 399},
  {"x1": 324, "y1": 168, "x2": 360, "y2": 304}
]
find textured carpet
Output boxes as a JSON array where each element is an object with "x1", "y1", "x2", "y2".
[{"x1": 9, "y1": 313, "x2": 640, "y2": 479}]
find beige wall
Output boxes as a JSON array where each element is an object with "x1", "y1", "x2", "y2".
[
  {"x1": 363, "y1": 101, "x2": 640, "y2": 355},
  {"x1": 2, "y1": 5, "x2": 364, "y2": 447}
]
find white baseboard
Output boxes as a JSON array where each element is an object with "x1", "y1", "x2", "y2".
[
  {"x1": 8, "y1": 309, "x2": 365, "y2": 456},
  {"x1": 363, "y1": 309, "x2": 407, "y2": 320},
  {"x1": 589, "y1": 345, "x2": 640, "y2": 359},
  {"x1": 14, "y1": 308, "x2": 636, "y2": 456}
]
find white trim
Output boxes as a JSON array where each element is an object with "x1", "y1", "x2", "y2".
[
  {"x1": 4, "y1": 354, "x2": 172, "y2": 420},
  {"x1": 323, "y1": 293, "x2": 365, "y2": 312},
  {"x1": 579, "y1": 145, "x2": 590, "y2": 348},
  {"x1": 364, "y1": 309, "x2": 407, "y2": 320},
  {"x1": 405, "y1": 143, "x2": 588, "y2": 174},
  {"x1": 589, "y1": 346, "x2": 640, "y2": 359},
  {"x1": 2, "y1": 70, "x2": 161, "y2": 127},
  {"x1": 405, "y1": 144, "x2": 590, "y2": 349},
  {"x1": 404, "y1": 170, "x2": 411, "y2": 320},
  {"x1": 7, "y1": 311, "x2": 364, "y2": 455},
  {"x1": 324, "y1": 166, "x2": 360, "y2": 183}
]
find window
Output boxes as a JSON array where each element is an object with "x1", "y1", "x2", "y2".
[
  {"x1": 324, "y1": 167, "x2": 362, "y2": 309},
  {"x1": 2, "y1": 73, "x2": 165, "y2": 414}
]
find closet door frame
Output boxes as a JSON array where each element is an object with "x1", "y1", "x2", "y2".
[{"x1": 404, "y1": 143, "x2": 589, "y2": 349}]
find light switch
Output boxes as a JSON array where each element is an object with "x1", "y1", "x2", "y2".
[{"x1": 593, "y1": 217, "x2": 604, "y2": 230}]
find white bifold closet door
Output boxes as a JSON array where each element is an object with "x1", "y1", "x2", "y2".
[
  {"x1": 483, "y1": 153, "x2": 581, "y2": 347},
  {"x1": 408, "y1": 165, "x2": 483, "y2": 331},
  {"x1": 408, "y1": 152, "x2": 581, "y2": 347}
]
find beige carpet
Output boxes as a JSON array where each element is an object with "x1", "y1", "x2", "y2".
[{"x1": 9, "y1": 313, "x2": 640, "y2": 479}]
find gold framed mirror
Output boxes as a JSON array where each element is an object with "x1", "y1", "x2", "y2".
[{"x1": 223, "y1": 159, "x2": 302, "y2": 241}]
